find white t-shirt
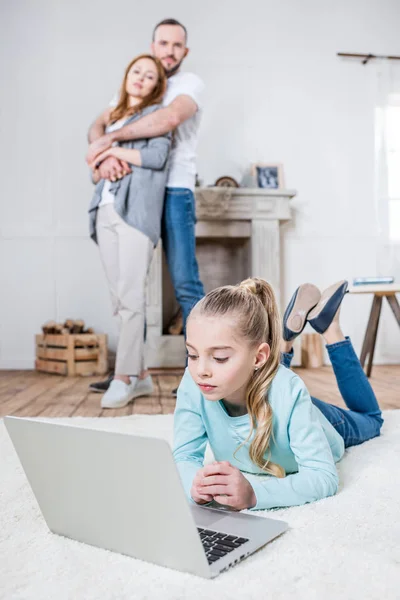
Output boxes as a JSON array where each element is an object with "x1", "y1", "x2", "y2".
[
  {"x1": 109, "y1": 71, "x2": 204, "y2": 192},
  {"x1": 162, "y1": 72, "x2": 204, "y2": 191}
]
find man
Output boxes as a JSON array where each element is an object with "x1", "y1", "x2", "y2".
[{"x1": 87, "y1": 19, "x2": 205, "y2": 396}]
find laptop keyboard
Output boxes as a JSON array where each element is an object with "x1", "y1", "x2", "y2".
[{"x1": 197, "y1": 528, "x2": 249, "y2": 564}]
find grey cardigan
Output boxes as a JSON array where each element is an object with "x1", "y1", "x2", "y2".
[{"x1": 89, "y1": 105, "x2": 171, "y2": 246}]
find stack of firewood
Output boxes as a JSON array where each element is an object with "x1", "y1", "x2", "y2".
[{"x1": 41, "y1": 319, "x2": 94, "y2": 335}]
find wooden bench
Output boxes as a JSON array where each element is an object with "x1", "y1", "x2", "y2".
[{"x1": 349, "y1": 283, "x2": 400, "y2": 377}]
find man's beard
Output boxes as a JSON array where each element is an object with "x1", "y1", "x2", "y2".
[{"x1": 163, "y1": 56, "x2": 184, "y2": 78}]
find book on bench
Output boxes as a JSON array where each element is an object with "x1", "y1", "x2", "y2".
[{"x1": 353, "y1": 276, "x2": 394, "y2": 286}]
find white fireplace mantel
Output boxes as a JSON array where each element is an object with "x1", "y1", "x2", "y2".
[{"x1": 146, "y1": 187, "x2": 296, "y2": 367}]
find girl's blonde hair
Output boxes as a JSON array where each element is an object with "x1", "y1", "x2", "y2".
[
  {"x1": 194, "y1": 277, "x2": 285, "y2": 478},
  {"x1": 109, "y1": 54, "x2": 166, "y2": 125}
]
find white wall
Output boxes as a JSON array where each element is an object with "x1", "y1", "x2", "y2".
[{"x1": 1, "y1": 0, "x2": 399, "y2": 368}]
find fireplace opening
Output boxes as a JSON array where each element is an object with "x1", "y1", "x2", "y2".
[{"x1": 162, "y1": 237, "x2": 251, "y2": 334}]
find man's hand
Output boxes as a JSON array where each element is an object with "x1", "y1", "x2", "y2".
[
  {"x1": 97, "y1": 156, "x2": 131, "y2": 182},
  {"x1": 195, "y1": 461, "x2": 257, "y2": 511},
  {"x1": 86, "y1": 135, "x2": 113, "y2": 165}
]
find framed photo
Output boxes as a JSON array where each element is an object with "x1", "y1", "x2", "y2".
[{"x1": 252, "y1": 163, "x2": 284, "y2": 189}]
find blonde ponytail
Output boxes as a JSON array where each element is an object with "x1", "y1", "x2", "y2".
[
  {"x1": 194, "y1": 277, "x2": 285, "y2": 478},
  {"x1": 238, "y1": 279, "x2": 285, "y2": 477}
]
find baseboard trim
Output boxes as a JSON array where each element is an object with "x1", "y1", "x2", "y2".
[{"x1": 0, "y1": 360, "x2": 35, "y2": 370}]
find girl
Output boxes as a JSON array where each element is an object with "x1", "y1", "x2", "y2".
[
  {"x1": 88, "y1": 55, "x2": 170, "y2": 409},
  {"x1": 173, "y1": 278, "x2": 383, "y2": 510}
]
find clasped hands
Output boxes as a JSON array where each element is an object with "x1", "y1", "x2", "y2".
[
  {"x1": 191, "y1": 461, "x2": 257, "y2": 511},
  {"x1": 87, "y1": 136, "x2": 130, "y2": 183}
]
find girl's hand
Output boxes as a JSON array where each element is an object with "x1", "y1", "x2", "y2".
[
  {"x1": 197, "y1": 461, "x2": 257, "y2": 510},
  {"x1": 191, "y1": 467, "x2": 215, "y2": 505}
]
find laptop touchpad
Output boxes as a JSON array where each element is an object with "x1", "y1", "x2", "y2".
[{"x1": 190, "y1": 504, "x2": 227, "y2": 528}]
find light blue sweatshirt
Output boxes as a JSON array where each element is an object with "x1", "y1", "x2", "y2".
[{"x1": 173, "y1": 365, "x2": 345, "y2": 510}]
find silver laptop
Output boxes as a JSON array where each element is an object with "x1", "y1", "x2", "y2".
[{"x1": 4, "y1": 416, "x2": 287, "y2": 579}]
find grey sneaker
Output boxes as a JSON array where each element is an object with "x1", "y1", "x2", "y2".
[
  {"x1": 101, "y1": 376, "x2": 154, "y2": 409},
  {"x1": 101, "y1": 379, "x2": 137, "y2": 409},
  {"x1": 133, "y1": 375, "x2": 154, "y2": 398}
]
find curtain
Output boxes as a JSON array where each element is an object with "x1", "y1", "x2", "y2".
[{"x1": 374, "y1": 60, "x2": 400, "y2": 362}]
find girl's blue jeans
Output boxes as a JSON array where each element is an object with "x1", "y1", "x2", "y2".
[{"x1": 281, "y1": 337, "x2": 383, "y2": 448}]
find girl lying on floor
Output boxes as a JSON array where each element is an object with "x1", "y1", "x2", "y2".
[{"x1": 173, "y1": 278, "x2": 383, "y2": 510}]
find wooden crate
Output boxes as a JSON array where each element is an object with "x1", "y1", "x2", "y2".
[{"x1": 35, "y1": 333, "x2": 108, "y2": 376}]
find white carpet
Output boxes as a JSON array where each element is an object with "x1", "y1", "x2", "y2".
[{"x1": 1, "y1": 412, "x2": 400, "y2": 600}]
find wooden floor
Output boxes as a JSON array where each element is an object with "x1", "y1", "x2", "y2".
[{"x1": 0, "y1": 365, "x2": 399, "y2": 418}]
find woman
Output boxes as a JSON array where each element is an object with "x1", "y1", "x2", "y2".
[{"x1": 88, "y1": 54, "x2": 170, "y2": 409}]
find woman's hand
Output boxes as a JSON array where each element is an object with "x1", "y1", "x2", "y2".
[
  {"x1": 196, "y1": 461, "x2": 257, "y2": 510},
  {"x1": 93, "y1": 155, "x2": 131, "y2": 182},
  {"x1": 86, "y1": 135, "x2": 113, "y2": 165},
  {"x1": 91, "y1": 167, "x2": 101, "y2": 184},
  {"x1": 90, "y1": 148, "x2": 114, "y2": 168}
]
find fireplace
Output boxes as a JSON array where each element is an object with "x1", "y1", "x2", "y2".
[{"x1": 146, "y1": 187, "x2": 295, "y2": 367}]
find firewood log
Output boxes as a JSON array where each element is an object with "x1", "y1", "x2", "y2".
[
  {"x1": 71, "y1": 319, "x2": 85, "y2": 333},
  {"x1": 43, "y1": 319, "x2": 92, "y2": 336},
  {"x1": 42, "y1": 320, "x2": 57, "y2": 334},
  {"x1": 64, "y1": 319, "x2": 75, "y2": 332}
]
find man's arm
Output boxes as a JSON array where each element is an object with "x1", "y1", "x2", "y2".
[
  {"x1": 111, "y1": 95, "x2": 197, "y2": 141},
  {"x1": 86, "y1": 96, "x2": 197, "y2": 164}
]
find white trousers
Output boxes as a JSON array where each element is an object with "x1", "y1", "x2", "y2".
[{"x1": 96, "y1": 204, "x2": 153, "y2": 376}]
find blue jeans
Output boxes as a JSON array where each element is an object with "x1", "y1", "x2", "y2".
[
  {"x1": 162, "y1": 188, "x2": 204, "y2": 329},
  {"x1": 281, "y1": 338, "x2": 383, "y2": 448}
]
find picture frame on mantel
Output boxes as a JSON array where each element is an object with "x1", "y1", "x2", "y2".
[{"x1": 252, "y1": 163, "x2": 284, "y2": 189}]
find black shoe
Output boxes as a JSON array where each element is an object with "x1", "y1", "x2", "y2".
[
  {"x1": 89, "y1": 373, "x2": 114, "y2": 393},
  {"x1": 308, "y1": 280, "x2": 348, "y2": 334},
  {"x1": 172, "y1": 387, "x2": 178, "y2": 397},
  {"x1": 282, "y1": 283, "x2": 321, "y2": 341}
]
